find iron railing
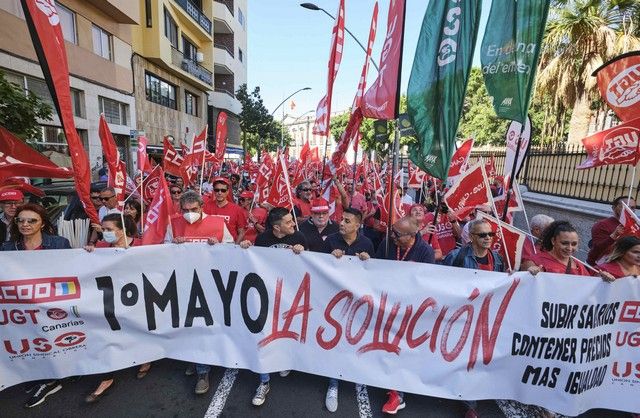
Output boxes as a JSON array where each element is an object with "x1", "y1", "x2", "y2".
[
  {"x1": 175, "y1": 0, "x2": 212, "y2": 34},
  {"x1": 470, "y1": 144, "x2": 640, "y2": 204},
  {"x1": 170, "y1": 47, "x2": 212, "y2": 86}
]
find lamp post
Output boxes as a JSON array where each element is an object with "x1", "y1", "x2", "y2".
[
  {"x1": 300, "y1": 2, "x2": 379, "y2": 72},
  {"x1": 271, "y1": 87, "x2": 312, "y2": 148}
]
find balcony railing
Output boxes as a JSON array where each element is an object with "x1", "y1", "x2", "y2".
[
  {"x1": 175, "y1": 0, "x2": 212, "y2": 35},
  {"x1": 171, "y1": 47, "x2": 213, "y2": 86},
  {"x1": 214, "y1": 40, "x2": 234, "y2": 57}
]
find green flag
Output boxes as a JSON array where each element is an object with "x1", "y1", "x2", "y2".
[
  {"x1": 480, "y1": 0, "x2": 550, "y2": 123},
  {"x1": 407, "y1": 0, "x2": 482, "y2": 180}
]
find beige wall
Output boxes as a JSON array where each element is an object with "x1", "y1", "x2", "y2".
[
  {"x1": 133, "y1": 55, "x2": 207, "y2": 146},
  {"x1": 0, "y1": 0, "x2": 133, "y2": 92}
]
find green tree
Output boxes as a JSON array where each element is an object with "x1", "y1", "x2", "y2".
[
  {"x1": 0, "y1": 70, "x2": 52, "y2": 140},
  {"x1": 236, "y1": 84, "x2": 291, "y2": 154}
]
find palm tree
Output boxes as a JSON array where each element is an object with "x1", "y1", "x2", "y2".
[{"x1": 535, "y1": 0, "x2": 640, "y2": 144}]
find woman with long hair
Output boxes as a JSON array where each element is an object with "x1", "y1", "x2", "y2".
[
  {"x1": 598, "y1": 236, "x2": 640, "y2": 278},
  {"x1": 124, "y1": 199, "x2": 142, "y2": 237},
  {"x1": 528, "y1": 221, "x2": 591, "y2": 275}
]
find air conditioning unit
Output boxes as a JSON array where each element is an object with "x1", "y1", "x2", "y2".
[{"x1": 196, "y1": 52, "x2": 204, "y2": 63}]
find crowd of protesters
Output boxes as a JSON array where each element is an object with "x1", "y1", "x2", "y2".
[{"x1": 0, "y1": 166, "x2": 638, "y2": 418}]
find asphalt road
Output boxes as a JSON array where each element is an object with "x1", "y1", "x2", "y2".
[{"x1": 0, "y1": 360, "x2": 630, "y2": 418}]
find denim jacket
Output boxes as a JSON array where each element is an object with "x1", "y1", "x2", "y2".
[
  {"x1": 1, "y1": 233, "x2": 71, "y2": 251},
  {"x1": 443, "y1": 244, "x2": 504, "y2": 272}
]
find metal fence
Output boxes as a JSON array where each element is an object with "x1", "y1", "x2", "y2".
[{"x1": 470, "y1": 144, "x2": 639, "y2": 204}]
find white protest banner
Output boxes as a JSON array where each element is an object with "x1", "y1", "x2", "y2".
[
  {"x1": 504, "y1": 115, "x2": 532, "y2": 180},
  {"x1": 0, "y1": 244, "x2": 639, "y2": 416}
]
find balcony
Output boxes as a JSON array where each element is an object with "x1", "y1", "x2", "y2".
[
  {"x1": 171, "y1": 47, "x2": 213, "y2": 86},
  {"x1": 214, "y1": 0, "x2": 234, "y2": 16},
  {"x1": 175, "y1": 0, "x2": 212, "y2": 35},
  {"x1": 214, "y1": 40, "x2": 234, "y2": 58},
  {"x1": 213, "y1": 1, "x2": 234, "y2": 34}
]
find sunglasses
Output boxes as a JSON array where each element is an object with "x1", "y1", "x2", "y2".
[
  {"x1": 301, "y1": 188, "x2": 312, "y2": 192},
  {"x1": 100, "y1": 195, "x2": 115, "y2": 201},
  {"x1": 15, "y1": 217, "x2": 39, "y2": 225},
  {"x1": 90, "y1": 195, "x2": 101, "y2": 200},
  {"x1": 170, "y1": 190, "x2": 182, "y2": 194},
  {"x1": 473, "y1": 232, "x2": 496, "y2": 238},
  {"x1": 213, "y1": 188, "x2": 228, "y2": 193}
]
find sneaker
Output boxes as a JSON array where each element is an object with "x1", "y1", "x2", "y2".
[
  {"x1": 195, "y1": 373, "x2": 209, "y2": 395},
  {"x1": 465, "y1": 408, "x2": 479, "y2": 418},
  {"x1": 382, "y1": 390, "x2": 405, "y2": 415},
  {"x1": 279, "y1": 370, "x2": 290, "y2": 377},
  {"x1": 24, "y1": 381, "x2": 62, "y2": 408},
  {"x1": 325, "y1": 384, "x2": 338, "y2": 412},
  {"x1": 185, "y1": 364, "x2": 195, "y2": 376},
  {"x1": 252, "y1": 382, "x2": 270, "y2": 406}
]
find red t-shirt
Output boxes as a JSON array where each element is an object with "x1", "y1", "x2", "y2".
[
  {"x1": 243, "y1": 206, "x2": 268, "y2": 244},
  {"x1": 203, "y1": 200, "x2": 247, "y2": 240},
  {"x1": 587, "y1": 216, "x2": 619, "y2": 265},
  {"x1": 531, "y1": 251, "x2": 591, "y2": 276},
  {"x1": 294, "y1": 198, "x2": 312, "y2": 217},
  {"x1": 597, "y1": 261, "x2": 626, "y2": 279},
  {"x1": 424, "y1": 213, "x2": 457, "y2": 256},
  {"x1": 172, "y1": 215, "x2": 227, "y2": 243},
  {"x1": 521, "y1": 238, "x2": 541, "y2": 264},
  {"x1": 420, "y1": 232, "x2": 441, "y2": 252},
  {"x1": 96, "y1": 238, "x2": 142, "y2": 248},
  {"x1": 171, "y1": 200, "x2": 181, "y2": 216}
]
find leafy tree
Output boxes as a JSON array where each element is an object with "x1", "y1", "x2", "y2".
[
  {"x1": 236, "y1": 84, "x2": 291, "y2": 154},
  {"x1": 0, "y1": 70, "x2": 52, "y2": 140}
]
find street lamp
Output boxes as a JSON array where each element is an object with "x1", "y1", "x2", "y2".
[
  {"x1": 300, "y1": 2, "x2": 379, "y2": 72},
  {"x1": 270, "y1": 87, "x2": 312, "y2": 148}
]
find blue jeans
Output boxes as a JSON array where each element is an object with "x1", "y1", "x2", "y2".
[
  {"x1": 196, "y1": 363, "x2": 211, "y2": 375},
  {"x1": 259, "y1": 373, "x2": 270, "y2": 383},
  {"x1": 328, "y1": 378, "x2": 338, "y2": 387}
]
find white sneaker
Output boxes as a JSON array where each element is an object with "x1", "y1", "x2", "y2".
[
  {"x1": 279, "y1": 370, "x2": 290, "y2": 377},
  {"x1": 325, "y1": 384, "x2": 338, "y2": 412},
  {"x1": 252, "y1": 382, "x2": 270, "y2": 406}
]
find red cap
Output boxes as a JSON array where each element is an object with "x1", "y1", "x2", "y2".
[
  {"x1": 310, "y1": 198, "x2": 330, "y2": 213},
  {"x1": 0, "y1": 189, "x2": 24, "y2": 202},
  {"x1": 211, "y1": 176, "x2": 231, "y2": 187},
  {"x1": 239, "y1": 191, "x2": 254, "y2": 199}
]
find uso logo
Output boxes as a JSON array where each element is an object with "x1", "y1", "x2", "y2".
[{"x1": 47, "y1": 308, "x2": 68, "y2": 320}]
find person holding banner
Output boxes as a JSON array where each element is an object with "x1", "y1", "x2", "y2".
[
  {"x1": 299, "y1": 198, "x2": 340, "y2": 252},
  {"x1": 1, "y1": 203, "x2": 71, "y2": 407},
  {"x1": 169, "y1": 190, "x2": 234, "y2": 245},
  {"x1": 239, "y1": 207, "x2": 308, "y2": 406},
  {"x1": 597, "y1": 236, "x2": 640, "y2": 278},
  {"x1": 587, "y1": 197, "x2": 636, "y2": 265},
  {"x1": 528, "y1": 221, "x2": 591, "y2": 276}
]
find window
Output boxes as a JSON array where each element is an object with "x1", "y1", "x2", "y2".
[
  {"x1": 185, "y1": 91, "x2": 198, "y2": 116},
  {"x1": 99, "y1": 97, "x2": 128, "y2": 125},
  {"x1": 57, "y1": 4, "x2": 77, "y2": 44},
  {"x1": 71, "y1": 89, "x2": 84, "y2": 118},
  {"x1": 145, "y1": 72, "x2": 177, "y2": 110},
  {"x1": 6, "y1": 71, "x2": 83, "y2": 118},
  {"x1": 238, "y1": 8, "x2": 245, "y2": 28},
  {"x1": 92, "y1": 25, "x2": 112, "y2": 60},
  {"x1": 145, "y1": 0, "x2": 152, "y2": 27},
  {"x1": 164, "y1": 7, "x2": 178, "y2": 48},
  {"x1": 183, "y1": 36, "x2": 197, "y2": 61},
  {"x1": 238, "y1": 48, "x2": 243, "y2": 63}
]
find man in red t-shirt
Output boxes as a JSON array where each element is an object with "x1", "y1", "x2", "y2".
[
  {"x1": 238, "y1": 191, "x2": 267, "y2": 244},
  {"x1": 203, "y1": 177, "x2": 247, "y2": 243},
  {"x1": 293, "y1": 181, "x2": 313, "y2": 222},
  {"x1": 423, "y1": 204, "x2": 461, "y2": 257},
  {"x1": 587, "y1": 196, "x2": 636, "y2": 265}
]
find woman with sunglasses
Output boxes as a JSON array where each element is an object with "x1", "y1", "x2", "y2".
[
  {"x1": 1, "y1": 204, "x2": 71, "y2": 408},
  {"x1": 83, "y1": 213, "x2": 147, "y2": 402}
]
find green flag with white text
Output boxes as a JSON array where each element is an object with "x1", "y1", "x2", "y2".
[
  {"x1": 480, "y1": 0, "x2": 550, "y2": 123},
  {"x1": 407, "y1": 0, "x2": 482, "y2": 180}
]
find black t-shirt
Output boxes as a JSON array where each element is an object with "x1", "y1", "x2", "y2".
[
  {"x1": 299, "y1": 219, "x2": 340, "y2": 252},
  {"x1": 254, "y1": 230, "x2": 308, "y2": 250}
]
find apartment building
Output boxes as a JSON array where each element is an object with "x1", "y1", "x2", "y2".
[
  {"x1": 210, "y1": 0, "x2": 246, "y2": 156},
  {"x1": 0, "y1": 0, "x2": 138, "y2": 172}
]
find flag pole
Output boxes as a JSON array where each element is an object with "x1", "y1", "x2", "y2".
[
  {"x1": 385, "y1": 123, "x2": 400, "y2": 258},
  {"x1": 199, "y1": 126, "x2": 208, "y2": 193},
  {"x1": 628, "y1": 163, "x2": 638, "y2": 205},
  {"x1": 481, "y1": 157, "x2": 512, "y2": 272},
  {"x1": 138, "y1": 171, "x2": 144, "y2": 236},
  {"x1": 281, "y1": 154, "x2": 299, "y2": 230}
]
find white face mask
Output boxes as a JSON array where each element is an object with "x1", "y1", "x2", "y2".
[
  {"x1": 102, "y1": 231, "x2": 118, "y2": 244},
  {"x1": 183, "y1": 212, "x2": 201, "y2": 224}
]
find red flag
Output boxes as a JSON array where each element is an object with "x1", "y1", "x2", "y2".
[
  {"x1": 312, "y1": 0, "x2": 346, "y2": 136},
  {"x1": 142, "y1": 167, "x2": 162, "y2": 205},
  {"x1": 577, "y1": 116, "x2": 640, "y2": 169},
  {"x1": 215, "y1": 112, "x2": 228, "y2": 160},
  {"x1": 292, "y1": 141, "x2": 310, "y2": 188},
  {"x1": 98, "y1": 116, "x2": 127, "y2": 211},
  {"x1": 0, "y1": 178, "x2": 45, "y2": 197},
  {"x1": 378, "y1": 174, "x2": 404, "y2": 228},
  {"x1": 444, "y1": 162, "x2": 493, "y2": 219},
  {"x1": 189, "y1": 126, "x2": 208, "y2": 165},
  {"x1": 361, "y1": 0, "x2": 406, "y2": 120},
  {"x1": 142, "y1": 169, "x2": 172, "y2": 245},
  {"x1": 407, "y1": 163, "x2": 428, "y2": 188},
  {"x1": 330, "y1": 108, "x2": 363, "y2": 172},
  {"x1": 0, "y1": 127, "x2": 73, "y2": 180},
  {"x1": 137, "y1": 135, "x2": 152, "y2": 174},
  {"x1": 266, "y1": 154, "x2": 293, "y2": 209},
  {"x1": 256, "y1": 152, "x2": 275, "y2": 189},
  {"x1": 619, "y1": 202, "x2": 640, "y2": 238},
  {"x1": 447, "y1": 139, "x2": 474, "y2": 178},
  {"x1": 163, "y1": 137, "x2": 184, "y2": 177},
  {"x1": 485, "y1": 155, "x2": 497, "y2": 179},
  {"x1": 20, "y1": 0, "x2": 98, "y2": 224},
  {"x1": 594, "y1": 51, "x2": 640, "y2": 123},
  {"x1": 310, "y1": 146, "x2": 320, "y2": 163},
  {"x1": 478, "y1": 212, "x2": 526, "y2": 271}
]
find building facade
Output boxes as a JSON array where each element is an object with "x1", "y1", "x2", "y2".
[
  {"x1": 0, "y1": 0, "x2": 138, "y2": 172},
  {"x1": 210, "y1": 0, "x2": 246, "y2": 157}
]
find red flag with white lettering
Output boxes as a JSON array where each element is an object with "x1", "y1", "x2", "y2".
[
  {"x1": 20, "y1": 0, "x2": 98, "y2": 223},
  {"x1": 266, "y1": 154, "x2": 294, "y2": 209},
  {"x1": 189, "y1": 126, "x2": 208, "y2": 165},
  {"x1": 444, "y1": 162, "x2": 493, "y2": 219},
  {"x1": 485, "y1": 155, "x2": 497, "y2": 179},
  {"x1": 137, "y1": 135, "x2": 152, "y2": 174},
  {"x1": 407, "y1": 162, "x2": 428, "y2": 188},
  {"x1": 619, "y1": 202, "x2": 640, "y2": 238},
  {"x1": 576, "y1": 116, "x2": 640, "y2": 169},
  {"x1": 477, "y1": 212, "x2": 526, "y2": 271},
  {"x1": 142, "y1": 167, "x2": 162, "y2": 206},
  {"x1": 215, "y1": 112, "x2": 228, "y2": 161},
  {"x1": 594, "y1": 51, "x2": 640, "y2": 123},
  {"x1": 163, "y1": 137, "x2": 184, "y2": 177},
  {"x1": 98, "y1": 116, "x2": 127, "y2": 211},
  {"x1": 312, "y1": 0, "x2": 346, "y2": 136},
  {"x1": 447, "y1": 139, "x2": 474, "y2": 178},
  {"x1": 142, "y1": 169, "x2": 172, "y2": 245},
  {"x1": 361, "y1": 0, "x2": 406, "y2": 120}
]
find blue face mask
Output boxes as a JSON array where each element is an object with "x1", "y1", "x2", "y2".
[{"x1": 102, "y1": 231, "x2": 118, "y2": 244}]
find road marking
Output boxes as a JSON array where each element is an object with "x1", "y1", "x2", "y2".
[
  {"x1": 203, "y1": 368, "x2": 238, "y2": 418},
  {"x1": 355, "y1": 384, "x2": 372, "y2": 418}
]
